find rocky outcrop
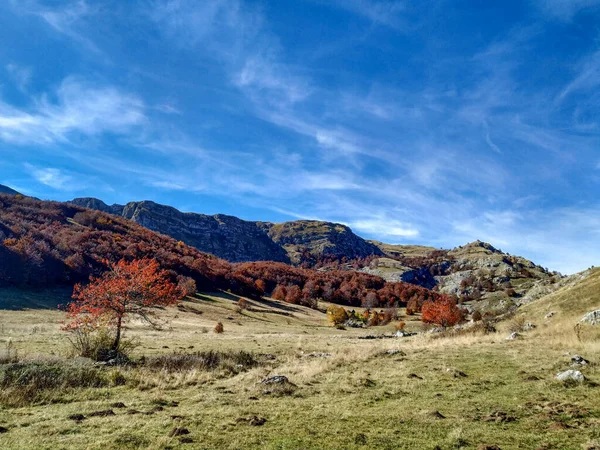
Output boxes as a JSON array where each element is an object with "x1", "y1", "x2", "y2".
[
  {"x1": 70, "y1": 199, "x2": 383, "y2": 264},
  {"x1": 264, "y1": 220, "x2": 383, "y2": 264}
]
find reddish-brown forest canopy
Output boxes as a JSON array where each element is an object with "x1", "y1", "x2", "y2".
[{"x1": 0, "y1": 194, "x2": 445, "y2": 310}]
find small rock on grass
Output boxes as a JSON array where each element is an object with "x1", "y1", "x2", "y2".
[
  {"x1": 556, "y1": 370, "x2": 585, "y2": 383},
  {"x1": 110, "y1": 402, "x2": 126, "y2": 408},
  {"x1": 260, "y1": 375, "x2": 290, "y2": 384},
  {"x1": 0, "y1": 426, "x2": 9, "y2": 433},
  {"x1": 571, "y1": 355, "x2": 590, "y2": 366},
  {"x1": 477, "y1": 446, "x2": 501, "y2": 450}
]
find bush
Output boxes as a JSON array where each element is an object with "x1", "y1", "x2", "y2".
[
  {"x1": 421, "y1": 296, "x2": 465, "y2": 327},
  {"x1": 0, "y1": 362, "x2": 107, "y2": 406},
  {"x1": 472, "y1": 310, "x2": 482, "y2": 322},
  {"x1": 143, "y1": 350, "x2": 258, "y2": 374},
  {"x1": 237, "y1": 298, "x2": 248, "y2": 310},
  {"x1": 0, "y1": 340, "x2": 18, "y2": 364},
  {"x1": 326, "y1": 305, "x2": 348, "y2": 325},
  {"x1": 214, "y1": 322, "x2": 224, "y2": 334},
  {"x1": 66, "y1": 327, "x2": 137, "y2": 362}
]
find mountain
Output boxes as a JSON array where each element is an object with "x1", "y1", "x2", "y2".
[
  {"x1": 70, "y1": 196, "x2": 558, "y2": 307},
  {"x1": 0, "y1": 184, "x2": 20, "y2": 196},
  {"x1": 70, "y1": 198, "x2": 380, "y2": 264},
  {"x1": 0, "y1": 193, "x2": 445, "y2": 312}
]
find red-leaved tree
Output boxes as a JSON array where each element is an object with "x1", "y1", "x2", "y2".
[
  {"x1": 63, "y1": 258, "x2": 184, "y2": 351},
  {"x1": 421, "y1": 296, "x2": 464, "y2": 327}
]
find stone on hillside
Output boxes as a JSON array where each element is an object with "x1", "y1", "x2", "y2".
[
  {"x1": 260, "y1": 375, "x2": 290, "y2": 385},
  {"x1": 396, "y1": 330, "x2": 416, "y2": 337},
  {"x1": 556, "y1": 370, "x2": 585, "y2": 383},
  {"x1": 571, "y1": 355, "x2": 590, "y2": 366},
  {"x1": 505, "y1": 332, "x2": 521, "y2": 340},
  {"x1": 545, "y1": 311, "x2": 555, "y2": 319},
  {"x1": 523, "y1": 322, "x2": 536, "y2": 331},
  {"x1": 580, "y1": 310, "x2": 600, "y2": 326},
  {"x1": 382, "y1": 349, "x2": 405, "y2": 356},
  {"x1": 306, "y1": 352, "x2": 331, "y2": 358}
]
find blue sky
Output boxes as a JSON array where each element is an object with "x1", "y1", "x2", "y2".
[{"x1": 0, "y1": 0, "x2": 599, "y2": 274}]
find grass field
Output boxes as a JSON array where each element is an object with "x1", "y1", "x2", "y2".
[{"x1": 0, "y1": 271, "x2": 599, "y2": 450}]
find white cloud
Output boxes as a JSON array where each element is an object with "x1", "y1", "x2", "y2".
[
  {"x1": 5, "y1": 63, "x2": 32, "y2": 92},
  {"x1": 0, "y1": 77, "x2": 145, "y2": 144},
  {"x1": 534, "y1": 0, "x2": 600, "y2": 20},
  {"x1": 351, "y1": 218, "x2": 419, "y2": 239},
  {"x1": 26, "y1": 165, "x2": 73, "y2": 190}
]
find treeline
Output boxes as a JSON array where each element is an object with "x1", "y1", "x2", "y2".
[
  {"x1": 232, "y1": 261, "x2": 444, "y2": 310},
  {"x1": 0, "y1": 195, "x2": 444, "y2": 311}
]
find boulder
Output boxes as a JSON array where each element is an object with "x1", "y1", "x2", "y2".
[
  {"x1": 545, "y1": 312, "x2": 555, "y2": 319},
  {"x1": 580, "y1": 310, "x2": 600, "y2": 326},
  {"x1": 571, "y1": 355, "x2": 590, "y2": 366},
  {"x1": 505, "y1": 332, "x2": 521, "y2": 340},
  {"x1": 556, "y1": 370, "x2": 585, "y2": 383}
]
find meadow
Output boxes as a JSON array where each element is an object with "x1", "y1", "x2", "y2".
[{"x1": 0, "y1": 270, "x2": 599, "y2": 450}]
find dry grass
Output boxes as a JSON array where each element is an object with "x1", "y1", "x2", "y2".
[{"x1": 0, "y1": 280, "x2": 599, "y2": 449}]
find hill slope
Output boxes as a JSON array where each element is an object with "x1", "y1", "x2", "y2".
[{"x1": 0, "y1": 184, "x2": 20, "y2": 196}]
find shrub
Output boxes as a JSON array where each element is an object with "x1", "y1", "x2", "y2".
[
  {"x1": 395, "y1": 321, "x2": 406, "y2": 331},
  {"x1": 214, "y1": 322, "x2": 224, "y2": 334},
  {"x1": 0, "y1": 362, "x2": 107, "y2": 406},
  {"x1": 326, "y1": 305, "x2": 348, "y2": 325},
  {"x1": 237, "y1": 298, "x2": 248, "y2": 310},
  {"x1": 143, "y1": 350, "x2": 258, "y2": 374},
  {"x1": 0, "y1": 340, "x2": 18, "y2": 364},
  {"x1": 472, "y1": 310, "x2": 482, "y2": 322},
  {"x1": 421, "y1": 296, "x2": 465, "y2": 327},
  {"x1": 177, "y1": 276, "x2": 197, "y2": 296}
]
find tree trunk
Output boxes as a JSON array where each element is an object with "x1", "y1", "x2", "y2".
[{"x1": 112, "y1": 316, "x2": 122, "y2": 351}]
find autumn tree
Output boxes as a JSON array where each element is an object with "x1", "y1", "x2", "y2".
[
  {"x1": 63, "y1": 258, "x2": 183, "y2": 353},
  {"x1": 421, "y1": 296, "x2": 464, "y2": 327}
]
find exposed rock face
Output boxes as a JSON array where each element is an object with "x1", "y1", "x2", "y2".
[
  {"x1": 70, "y1": 199, "x2": 381, "y2": 264},
  {"x1": 264, "y1": 220, "x2": 383, "y2": 264}
]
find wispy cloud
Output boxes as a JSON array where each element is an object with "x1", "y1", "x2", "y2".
[
  {"x1": 5, "y1": 63, "x2": 32, "y2": 92},
  {"x1": 533, "y1": 0, "x2": 600, "y2": 20},
  {"x1": 25, "y1": 164, "x2": 75, "y2": 190},
  {"x1": 323, "y1": 0, "x2": 410, "y2": 30},
  {"x1": 10, "y1": 0, "x2": 102, "y2": 54},
  {"x1": 0, "y1": 77, "x2": 145, "y2": 144}
]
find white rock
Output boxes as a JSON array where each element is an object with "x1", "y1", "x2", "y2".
[
  {"x1": 580, "y1": 310, "x2": 600, "y2": 326},
  {"x1": 556, "y1": 370, "x2": 585, "y2": 383},
  {"x1": 545, "y1": 311, "x2": 555, "y2": 319},
  {"x1": 505, "y1": 332, "x2": 521, "y2": 340}
]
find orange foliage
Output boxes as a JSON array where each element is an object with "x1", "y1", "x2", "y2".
[
  {"x1": 63, "y1": 258, "x2": 184, "y2": 350},
  {"x1": 421, "y1": 296, "x2": 464, "y2": 327}
]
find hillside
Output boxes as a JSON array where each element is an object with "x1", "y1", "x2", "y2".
[
  {"x1": 0, "y1": 194, "x2": 445, "y2": 311},
  {"x1": 0, "y1": 184, "x2": 20, "y2": 196},
  {"x1": 71, "y1": 197, "x2": 556, "y2": 309}
]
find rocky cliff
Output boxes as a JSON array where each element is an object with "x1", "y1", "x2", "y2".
[{"x1": 70, "y1": 198, "x2": 290, "y2": 263}]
